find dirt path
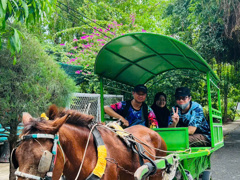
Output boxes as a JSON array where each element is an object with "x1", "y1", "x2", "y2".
[{"x1": 0, "y1": 163, "x2": 9, "y2": 180}]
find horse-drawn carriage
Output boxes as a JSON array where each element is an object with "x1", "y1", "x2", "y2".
[
  {"x1": 13, "y1": 33, "x2": 223, "y2": 180},
  {"x1": 95, "y1": 33, "x2": 224, "y2": 180}
]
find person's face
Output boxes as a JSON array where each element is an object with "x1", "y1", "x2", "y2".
[
  {"x1": 176, "y1": 96, "x2": 191, "y2": 105},
  {"x1": 156, "y1": 95, "x2": 166, "y2": 108},
  {"x1": 133, "y1": 91, "x2": 147, "y2": 103}
]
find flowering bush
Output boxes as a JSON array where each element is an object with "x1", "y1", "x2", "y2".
[{"x1": 52, "y1": 18, "x2": 146, "y2": 92}]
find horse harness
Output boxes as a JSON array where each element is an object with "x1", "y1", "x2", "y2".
[
  {"x1": 12, "y1": 123, "x2": 158, "y2": 180},
  {"x1": 12, "y1": 133, "x2": 62, "y2": 180},
  {"x1": 11, "y1": 127, "x2": 107, "y2": 180}
]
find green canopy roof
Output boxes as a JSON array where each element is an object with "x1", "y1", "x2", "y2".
[{"x1": 95, "y1": 33, "x2": 218, "y2": 86}]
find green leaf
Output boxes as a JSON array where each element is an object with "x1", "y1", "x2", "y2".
[
  {"x1": 13, "y1": 28, "x2": 21, "y2": 53},
  {"x1": 11, "y1": 0, "x2": 18, "y2": 10},
  {"x1": 0, "y1": 35, "x2": 2, "y2": 49},
  {"x1": 1, "y1": 0, "x2": 7, "y2": 11},
  {"x1": 15, "y1": 28, "x2": 24, "y2": 39},
  {"x1": 0, "y1": 2, "x2": 6, "y2": 19},
  {"x1": 13, "y1": 56, "x2": 17, "y2": 65},
  {"x1": 21, "y1": 0, "x2": 28, "y2": 19},
  {"x1": 7, "y1": 0, "x2": 12, "y2": 14}
]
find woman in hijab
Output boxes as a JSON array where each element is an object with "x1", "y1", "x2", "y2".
[{"x1": 151, "y1": 92, "x2": 170, "y2": 128}]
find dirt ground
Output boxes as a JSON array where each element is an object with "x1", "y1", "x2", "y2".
[{"x1": 0, "y1": 163, "x2": 9, "y2": 180}]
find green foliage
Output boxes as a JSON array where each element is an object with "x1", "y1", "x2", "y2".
[
  {"x1": 0, "y1": 0, "x2": 57, "y2": 61},
  {"x1": 164, "y1": 0, "x2": 240, "y2": 121},
  {"x1": 0, "y1": 32, "x2": 77, "y2": 127}
]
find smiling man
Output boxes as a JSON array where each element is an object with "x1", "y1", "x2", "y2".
[
  {"x1": 168, "y1": 87, "x2": 211, "y2": 147},
  {"x1": 104, "y1": 84, "x2": 158, "y2": 128}
]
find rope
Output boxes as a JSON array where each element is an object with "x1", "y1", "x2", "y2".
[
  {"x1": 34, "y1": 139, "x2": 44, "y2": 152},
  {"x1": 74, "y1": 123, "x2": 98, "y2": 180},
  {"x1": 58, "y1": 142, "x2": 66, "y2": 165}
]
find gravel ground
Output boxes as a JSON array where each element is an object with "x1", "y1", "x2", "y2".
[{"x1": 0, "y1": 163, "x2": 9, "y2": 180}]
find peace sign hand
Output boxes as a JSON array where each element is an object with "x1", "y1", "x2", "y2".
[{"x1": 171, "y1": 107, "x2": 179, "y2": 127}]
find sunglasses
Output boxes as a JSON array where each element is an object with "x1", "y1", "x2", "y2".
[{"x1": 176, "y1": 96, "x2": 188, "y2": 101}]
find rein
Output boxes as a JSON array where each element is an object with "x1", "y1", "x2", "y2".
[{"x1": 13, "y1": 133, "x2": 65, "y2": 180}]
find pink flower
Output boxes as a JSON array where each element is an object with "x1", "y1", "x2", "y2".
[
  {"x1": 101, "y1": 43, "x2": 105, "y2": 46},
  {"x1": 82, "y1": 32, "x2": 86, "y2": 34},
  {"x1": 81, "y1": 36, "x2": 87, "y2": 39},
  {"x1": 142, "y1": 29, "x2": 146, "y2": 32},
  {"x1": 60, "y1": 44, "x2": 65, "y2": 46},
  {"x1": 93, "y1": 19, "x2": 96, "y2": 22},
  {"x1": 86, "y1": 64, "x2": 89, "y2": 67},
  {"x1": 73, "y1": 39, "x2": 78, "y2": 41},
  {"x1": 88, "y1": 72, "x2": 91, "y2": 74},
  {"x1": 96, "y1": 33, "x2": 100, "y2": 36},
  {"x1": 121, "y1": 34, "x2": 125, "y2": 35},
  {"x1": 94, "y1": 27, "x2": 97, "y2": 29},
  {"x1": 76, "y1": 70, "x2": 80, "y2": 74},
  {"x1": 98, "y1": 29, "x2": 103, "y2": 32}
]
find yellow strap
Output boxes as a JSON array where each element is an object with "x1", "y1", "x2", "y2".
[
  {"x1": 107, "y1": 122, "x2": 129, "y2": 138},
  {"x1": 92, "y1": 145, "x2": 107, "y2": 177}
]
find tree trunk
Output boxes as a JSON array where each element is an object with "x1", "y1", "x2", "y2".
[{"x1": 8, "y1": 118, "x2": 19, "y2": 180}]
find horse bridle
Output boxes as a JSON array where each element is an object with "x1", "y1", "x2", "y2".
[{"x1": 12, "y1": 133, "x2": 64, "y2": 180}]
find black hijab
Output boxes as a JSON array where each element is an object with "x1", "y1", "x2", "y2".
[{"x1": 151, "y1": 92, "x2": 170, "y2": 128}]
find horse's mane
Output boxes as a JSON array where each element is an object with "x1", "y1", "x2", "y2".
[
  {"x1": 22, "y1": 105, "x2": 94, "y2": 134},
  {"x1": 54, "y1": 108, "x2": 94, "y2": 126}
]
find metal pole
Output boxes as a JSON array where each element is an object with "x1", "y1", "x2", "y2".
[
  {"x1": 217, "y1": 88, "x2": 222, "y2": 124},
  {"x1": 207, "y1": 72, "x2": 214, "y2": 147},
  {"x1": 100, "y1": 77, "x2": 105, "y2": 122}
]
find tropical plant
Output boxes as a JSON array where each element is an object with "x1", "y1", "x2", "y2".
[
  {"x1": 0, "y1": 0, "x2": 57, "y2": 63},
  {"x1": 0, "y1": 31, "x2": 76, "y2": 179}
]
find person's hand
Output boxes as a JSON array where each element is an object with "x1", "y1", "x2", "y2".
[
  {"x1": 119, "y1": 117, "x2": 129, "y2": 127},
  {"x1": 171, "y1": 107, "x2": 179, "y2": 127}
]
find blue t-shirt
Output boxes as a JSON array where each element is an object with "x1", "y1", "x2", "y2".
[
  {"x1": 109, "y1": 101, "x2": 158, "y2": 128},
  {"x1": 168, "y1": 101, "x2": 211, "y2": 141}
]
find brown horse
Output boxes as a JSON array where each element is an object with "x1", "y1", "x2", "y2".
[{"x1": 13, "y1": 105, "x2": 167, "y2": 180}]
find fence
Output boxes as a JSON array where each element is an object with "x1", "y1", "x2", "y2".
[{"x1": 67, "y1": 93, "x2": 124, "y2": 122}]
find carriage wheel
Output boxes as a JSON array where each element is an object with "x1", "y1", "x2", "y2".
[{"x1": 201, "y1": 170, "x2": 212, "y2": 180}]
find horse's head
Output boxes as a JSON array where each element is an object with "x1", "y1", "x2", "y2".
[{"x1": 12, "y1": 111, "x2": 69, "y2": 180}]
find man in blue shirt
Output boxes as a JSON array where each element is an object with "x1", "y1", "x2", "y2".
[{"x1": 169, "y1": 87, "x2": 211, "y2": 147}]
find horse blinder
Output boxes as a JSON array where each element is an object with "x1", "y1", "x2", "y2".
[
  {"x1": 38, "y1": 150, "x2": 53, "y2": 173},
  {"x1": 11, "y1": 148, "x2": 19, "y2": 169}
]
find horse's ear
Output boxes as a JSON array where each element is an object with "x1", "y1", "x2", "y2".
[
  {"x1": 52, "y1": 114, "x2": 70, "y2": 131},
  {"x1": 22, "y1": 112, "x2": 32, "y2": 125},
  {"x1": 47, "y1": 104, "x2": 59, "y2": 120}
]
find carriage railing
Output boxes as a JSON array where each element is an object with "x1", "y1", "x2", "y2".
[{"x1": 207, "y1": 72, "x2": 223, "y2": 148}]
